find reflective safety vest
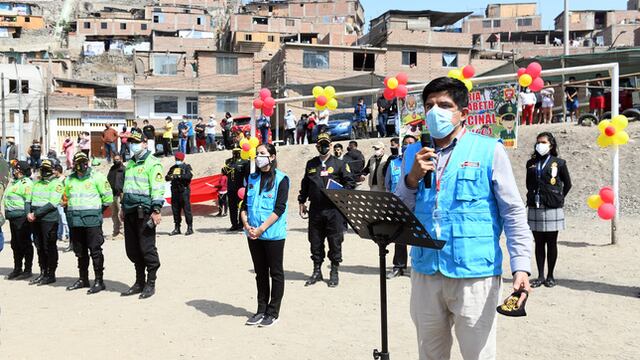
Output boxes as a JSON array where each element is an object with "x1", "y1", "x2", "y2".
[
  {"x1": 4, "y1": 177, "x2": 32, "y2": 219},
  {"x1": 65, "y1": 168, "x2": 113, "y2": 227},
  {"x1": 122, "y1": 151, "x2": 165, "y2": 213},
  {"x1": 246, "y1": 170, "x2": 288, "y2": 241},
  {"x1": 388, "y1": 157, "x2": 402, "y2": 193},
  {"x1": 30, "y1": 176, "x2": 64, "y2": 222},
  {"x1": 403, "y1": 132, "x2": 504, "y2": 278}
]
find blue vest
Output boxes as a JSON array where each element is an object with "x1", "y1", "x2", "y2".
[
  {"x1": 246, "y1": 169, "x2": 288, "y2": 241},
  {"x1": 403, "y1": 132, "x2": 503, "y2": 278},
  {"x1": 388, "y1": 157, "x2": 402, "y2": 193}
]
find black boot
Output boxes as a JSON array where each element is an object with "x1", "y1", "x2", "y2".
[
  {"x1": 6, "y1": 268, "x2": 22, "y2": 280},
  {"x1": 87, "y1": 278, "x2": 106, "y2": 294},
  {"x1": 304, "y1": 263, "x2": 323, "y2": 286},
  {"x1": 328, "y1": 263, "x2": 339, "y2": 288},
  {"x1": 29, "y1": 270, "x2": 45, "y2": 285},
  {"x1": 15, "y1": 268, "x2": 33, "y2": 280},
  {"x1": 185, "y1": 226, "x2": 194, "y2": 236},
  {"x1": 139, "y1": 280, "x2": 156, "y2": 299},
  {"x1": 169, "y1": 225, "x2": 181, "y2": 236},
  {"x1": 66, "y1": 277, "x2": 90, "y2": 291},
  {"x1": 38, "y1": 269, "x2": 56, "y2": 285},
  {"x1": 121, "y1": 282, "x2": 145, "y2": 296}
]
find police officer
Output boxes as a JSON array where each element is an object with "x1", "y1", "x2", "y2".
[
  {"x1": 4, "y1": 160, "x2": 34, "y2": 280},
  {"x1": 384, "y1": 135, "x2": 416, "y2": 279},
  {"x1": 64, "y1": 152, "x2": 113, "y2": 294},
  {"x1": 299, "y1": 133, "x2": 355, "y2": 287},
  {"x1": 166, "y1": 151, "x2": 194, "y2": 236},
  {"x1": 121, "y1": 132, "x2": 165, "y2": 299},
  {"x1": 27, "y1": 159, "x2": 64, "y2": 285},
  {"x1": 222, "y1": 147, "x2": 249, "y2": 231}
]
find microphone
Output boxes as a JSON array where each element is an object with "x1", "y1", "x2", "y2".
[{"x1": 420, "y1": 126, "x2": 432, "y2": 188}]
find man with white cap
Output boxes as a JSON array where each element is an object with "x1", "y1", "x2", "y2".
[
  {"x1": 360, "y1": 141, "x2": 388, "y2": 192},
  {"x1": 206, "y1": 114, "x2": 217, "y2": 151},
  {"x1": 284, "y1": 109, "x2": 297, "y2": 145}
]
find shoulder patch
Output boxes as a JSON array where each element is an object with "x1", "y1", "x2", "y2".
[
  {"x1": 155, "y1": 172, "x2": 163, "y2": 181},
  {"x1": 55, "y1": 184, "x2": 63, "y2": 193},
  {"x1": 345, "y1": 164, "x2": 351, "y2": 173}
]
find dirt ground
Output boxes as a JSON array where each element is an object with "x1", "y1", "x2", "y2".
[{"x1": 1, "y1": 123, "x2": 640, "y2": 359}]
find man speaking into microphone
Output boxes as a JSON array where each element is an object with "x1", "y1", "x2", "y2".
[{"x1": 395, "y1": 77, "x2": 532, "y2": 360}]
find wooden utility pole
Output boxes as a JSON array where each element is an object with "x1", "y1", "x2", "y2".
[{"x1": 1, "y1": 72, "x2": 5, "y2": 152}]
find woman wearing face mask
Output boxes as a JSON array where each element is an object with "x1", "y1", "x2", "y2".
[
  {"x1": 525, "y1": 132, "x2": 572, "y2": 288},
  {"x1": 240, "y1": 143, "x2": 289, "y2": 328}
]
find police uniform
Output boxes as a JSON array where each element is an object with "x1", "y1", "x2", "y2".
[
  {"x1": 28, "y1": 159, "x2": 64, "y2": 285},
  {"x1": 222, "y1": 148, "x2": 249, "y2": 231},
  {"x1": 166, "y1": 152, "x2": 193, "y2": 236},
  {"x1": 4, "y1": 161, "x2": 34, "y2": 280},
  {"x1": 121, "y1": 132, "x2": 165, "y2": 298},
  {"x1": 298, "y1": 133, "x2": 355, "y2": 287},
  {"x1": 64, "y1": 152, "x2": 113, "y2": 294}
]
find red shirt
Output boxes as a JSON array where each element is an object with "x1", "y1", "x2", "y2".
[{"x1": 218, "y1": 175, "x2": 228, "y2": 193}]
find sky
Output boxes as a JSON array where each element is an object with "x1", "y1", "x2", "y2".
[{"x1": 361, "y1": 0, "x2": 629, "y2": 30}]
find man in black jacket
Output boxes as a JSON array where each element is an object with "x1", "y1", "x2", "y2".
[
  {"x1": 222, "y1": 147, "x2": 249, "y2": 231},
  {"x1": 166, "y1": 152, "x2": 193, "y2": 236},
  {"x1": 342, "y1": 140, "x2": 365, "y2": 189},
  {"x1": 107, "y1": 154, "x2": 125, "y2": 238}
]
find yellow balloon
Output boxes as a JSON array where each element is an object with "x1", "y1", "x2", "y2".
[
  {"x1": 597, "y1": 134, "x2": 612, "y2": 148},
  {"x1": 463, "y1": 79, "x2": 473, "y2": 91},
  {"x1": 587, "y1": 195, "x2": 604, "y2": 210},
  {"x1": 248, "y1": 136, "x2": 260, "y2": 149},
  {"x1": 611, "y1": 115, "x2": 629, "y2": 131},
  {"x1": 324, "y1": 86, "x2": 336, "y2": 99},
  {"x1": 519, "y1": 74, "x2": 532, "y2": 87},
  {"x1": 613, "y1": 130, "x2": 629, "y2": 145},
  {"x1": 447, "y1": 69, "x2": 462, "y2": 80},
  {"x1": 315, "y1": 102, "x2": 325, "y2": 110},
  {"x1": 240, "y1": 150, "x2": 250, "y2": 160},
  {"x1": 249, "y1": 147, "x2": 257, "y2": 159},
  {"x1": 312, "y1": 86, "x2": 324, "y2": 98},
  {"x1": 597, "y1": 119, "x2": 611, "y2": 133},
  {"x1": 239, "y1": 138, "x2": 249, "y2": 147},
  {"x1": 327, "y1": 98, "x2": 338, "y2": 111},
  {"x1": 387, "y1": 77, "x2": 398, "y2": 90}
]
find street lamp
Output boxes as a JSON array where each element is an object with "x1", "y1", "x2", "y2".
[{"x1": 608, "y1": 30, "x2": 628, "y2": 51}]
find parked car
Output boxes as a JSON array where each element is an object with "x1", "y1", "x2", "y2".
[
  {"x1": 312, "y1": 112, "x2": 356, "y2": 141},
  {"x1": 231, "y1": 116, "x2": 272, "y2": 144}
]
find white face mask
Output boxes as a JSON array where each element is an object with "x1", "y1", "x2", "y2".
[
  {"x1": 256, "y1": 155, "x2": 270, "y2": 169},
  {"x1": 374, "y1": 149, "x2": 384, "y2": 157},
  {"x1": 535, "y1": 143, "x2": 551, "y2": 156},
  {"x1": 130, "y1": 143, "x2": 145, "y2": 157}
]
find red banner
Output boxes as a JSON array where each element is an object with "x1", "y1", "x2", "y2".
[{"x1": 165, "y1": 174, "x2": 222, "y2": 205}]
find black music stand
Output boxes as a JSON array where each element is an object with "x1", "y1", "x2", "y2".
[{"x1": 323, "y1": 189, "x2": 445, "y2": 360}]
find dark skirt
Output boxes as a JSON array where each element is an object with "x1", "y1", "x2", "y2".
[{"x1": 527, "y1": 207, "x2": 565, "y2": 232}]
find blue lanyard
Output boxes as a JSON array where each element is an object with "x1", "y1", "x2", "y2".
[{"x1": 536, "y1": 156, "x2": 550, "y2": 179}]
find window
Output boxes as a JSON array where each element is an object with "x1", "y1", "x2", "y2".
[
  {"x1": 216, "y1": 95, "x2": 238, "y2": 114},
  {"x1": 517, "y1": 18, "x2": 533, "y2": 27},
  {"x1": 152, "y1": 54, "x2": 178, "y2": 75},
  {"x1": 154, "y1": 96, "x2": 178, "y2": 114},
  {"x1": 286, "y1": 19, "x2": 295, "y2": 26},
  {"x1": 120, "y1": 23, "x2": 126, "y2": 30},
  {"x1": 303, "y1": 50, "x2": 329, "y2": 69},
  {"x1": 442, "y1": 52, "x2": 458, "y2": 68},
  {"x1": 141, "y1": 23, "x2": 147, "y2": 30},
  {"x1": 153, "y1": 14, "x2": 164, "y2": 23},
  {"x1": 101, "y1": 22, "x2": 107, "y2": 29},
  {"x1": 9, "y1": 79, "x2": 28, "y2": 94},
  {"x1": 9, "y1": 110, "x2": 28, "y2": 123},
  {"x1": 84, "y1": 22, "x2": 91, "y2": 29},
  {"x1": 353, "y1": 52, "x2": 375, "y2": 71},
  {"x1": 268, "y1": 5, "x2": 273, "y2": 12},
  {"x1": 186, "y1": 97, "x2": 198, "y2": 118},
  {"x1": 196, "y1": 16, "x2": 203, "y2": 25},
  {"x1": 24, "y1": 17, "x2": 30, "y2": 22},
  {"x1": 268, "y1": 35, "x2": 275, "y2": 42},
  {"x1": 402, "y1": 50, "x2": 417, "y2": 67},
  {"x1": 217, "y1": 56, "x2": 238, "y2": 75},
  {"x1": 245, "y1": 34, "x2": 252, "y2": 41},
  {"x1": 253, "y1": 17, "x2": 268, "y2": 25},
  {"x1": 482, "y1": 20, "x2": 491, "y2": 28},
  {"x1": 493, "y1": 19, "x2": 501, "y2": 27}
]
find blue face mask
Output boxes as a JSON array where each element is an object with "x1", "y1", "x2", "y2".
[
  {"x1": 426, "y1": 105, "x2": 457, "y2": 139},
  {"x1": 129, "y1": 143, "x2": 143, "y2": 156}
]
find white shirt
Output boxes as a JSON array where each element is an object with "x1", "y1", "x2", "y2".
[
  {"x1": 285, "y1": 112, "x2": 297, "y2": 130},
  {"x1": 206, "y1": 119, "x2": 217, "y2": 135},
  {"x1": 518, "y1": 92, "x2": 537, "y2": 106},
  {"x1": 318, "y1": 110, "x2": 330, "y2": 126}
]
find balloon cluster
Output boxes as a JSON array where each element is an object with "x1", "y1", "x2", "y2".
[
  {"x1": 596, "y1": 115, "x2": 630, "y2": 147},
  {"x1": 517, "y1": 62, "x2": 544, "y2": 92},
  {"x1": 312, "y1": 86, "x2": 338, "y2": 111},
  {"x1": 587, "y1": 186, "x2": 616, "y2": 220},
  {"x1": 383, "y1": 73, "x2": 409, "y2": 100},
  {"x1": 239, "y1": 135, "x2": 260, "y2": 160},
  {"x1": 253, "y1": 88, "x2": 276, "y2": 117},
  {"x1": 447, "y1": 65, "x2": 475, "y2": 91}
]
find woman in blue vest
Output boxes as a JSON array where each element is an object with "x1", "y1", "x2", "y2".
[
  {"x1": 240, "y1": 143, "x2": 289, "y2": 328},
  {"x1": 526, "y1": 132, "x2": 572, "y2": 288}
]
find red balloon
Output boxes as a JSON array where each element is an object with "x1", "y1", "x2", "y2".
[
  {"x1": 383, "y1": 76, "x2": 390, "y2": 87},
  {"x1": 316, "y1": 95, "x2": 328, "y2": 106},
  {"x1": 517, "y1": 68, "x2": 527, "y2": 77},
  {"x1": 604, "y1": 125, "x2": 616, "y2": 137},
  {"x1": 263, "y1": 96, "x2": 275, "y2": 109},
  {"x1": 529, "y1": 77, "x2": 544, "y2": 92},
  {"x1": 237, "y1": 187, "x2": 246, "y2": 200},
  {"x1": 241, "y1": 143, "x2": 250, "y2": 152},
  {"x1": 263, "y1": 108, "x2": 274, "y2": 117},
  {"x1": 395, "y1": 85, "x2": 408, "y2": 98},
  {"x1": 383, "y1": 88, "x2": 395, "y2": 100},
  {"x1": 259, "y1": 88, "x2": 271, "y2": 101},
  {"x1": 396, "y1": 72, "x2": 409, "y2": 85},
  {"x1": 462, "y1": 65, "x2": 475, "y2": 79},
  {"x1": 599, "y1": 187, "x2": 615, "y2": 204},
  {"x1": 526, "y1": 62, "x2": 542, "y2": 79},
  {"x1": 252, "y1": 98, "x2": 263, "y2": 110},
  {"x1": 597, "y1": 203, "x2": 616, "y2": 220}
]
